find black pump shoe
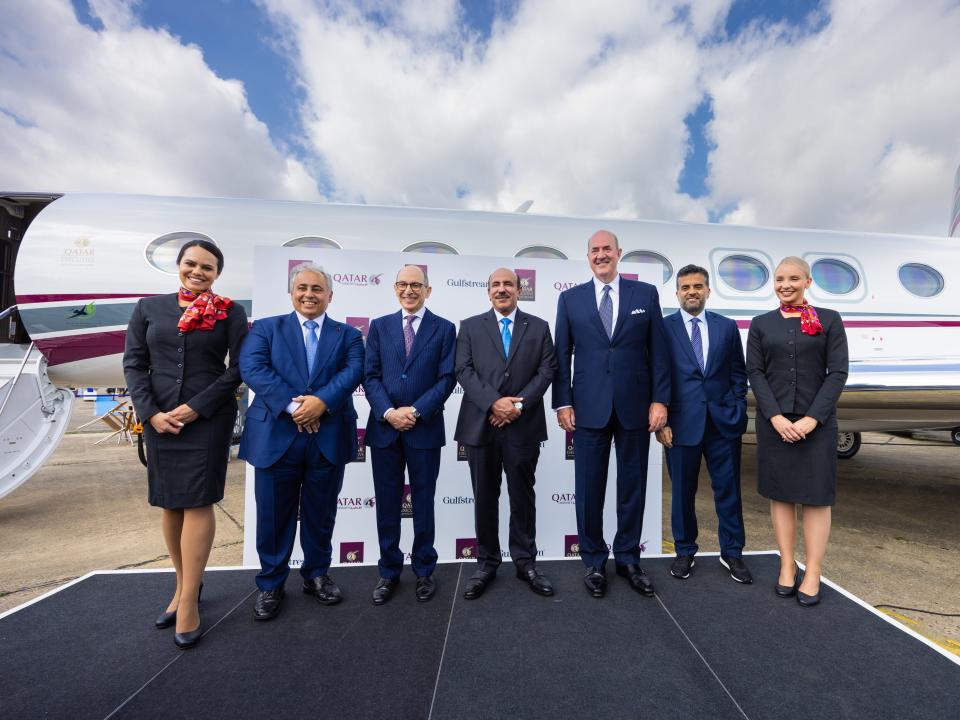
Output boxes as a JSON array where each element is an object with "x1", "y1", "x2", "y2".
[
  {"x1": 155, "y1": 582, "x2": 203, "y2": 629},
  {"x1": 775, "y1": 563, "x2": 803, "y2": 598},
  {"x1": 174, "y1": 622, "x2": 203, "y2": 649}
]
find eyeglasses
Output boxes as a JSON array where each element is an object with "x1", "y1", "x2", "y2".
[{"x1": 395, "y1": 281, "x2": 425, "y2": 291}]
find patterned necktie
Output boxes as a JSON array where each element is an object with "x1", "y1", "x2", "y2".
[
  {"x1": 599, "y1": 284, "x2": 613, "y2": 339},
  {"x1": 404, "y1": 315, "x2": 416, "y2": 357},
  {"x1": 500, "y1": 317, "x2": 512, "y2": 357},
  {"x1": 304, "y1": 319, "x2": 319, "y2": 375},
  {"x1": 690, "y1": 317, "x2": 705, "y2": 373}
]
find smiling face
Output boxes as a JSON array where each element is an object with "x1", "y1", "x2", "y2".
[
  {"x1": 178, "y1": 245, "x2": 220, "y2": 294},
  {"x1": 775, "y1": 262, "x2": 812, "y2": 306},
  {"x1": 290, "y1": 269, "x2": 332, "y2": 319},
  {"x1": 587, "y1": 230, "x2": 621, "y2": 283},
  {"x1": 676, "y1": 272, "x2": 710, "y2": 315},
  {"x1": 394, "y1": 265, "x2": 431, "y2": 313},
  {"x1": 487, "y1": 267, "x2": 519, "y2": 315}
]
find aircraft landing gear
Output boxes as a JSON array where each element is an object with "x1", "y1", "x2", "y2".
[
  {"x1": 951, "y1": 427, "x2": 960, "y2": 446},
  {"x1": 837, "y1": 431, "x2": 861, "y2": 459}
]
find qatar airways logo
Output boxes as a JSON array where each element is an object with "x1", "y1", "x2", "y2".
[
  {"x1": 347, "y1": 317, "x2": 370, "y2": 339},
  {"x1": 551, "y1": 492, "x2": 575, "y2": 505},
  {"x1": 456, "y1": 538, "x2": 478, "y2": 559},
  {"x1": 333, "y1": 272, "x2": 383, "y2": 286},
  {"x1": 340, "y1": 542, "x2": 364, "y2": 563},
  {"x1": 355, "y1": 429, "x2": 366, "y2": 462},
  {"x1": 553, "y1": 281, "x2": 580, "y2": 291},
  {"x1": 565, "y1": 431, "x2": 575, "y2": 460},
  {"x1": 62, "y1": 237, "x2": 95, "y2": 265},
  {"x1": 515, "y1": 269, "x2": 536, "y2": 301}
]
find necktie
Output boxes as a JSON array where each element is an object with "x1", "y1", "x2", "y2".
[
  {"x1": 690, "y1": 317, "x2": 705, "y2": 373},
  {"x1": 404, "y1": 315, "x2": 416, "y2": 357},
  {"x1": 304, "y1": 319, "x2": 319, "y2": 375},
  {"x1": 599, "y1": 284, "x2": 613, "y2": 339},
  {"x1": 500, "y1": 317, "x2": 512, "y2": 357}
]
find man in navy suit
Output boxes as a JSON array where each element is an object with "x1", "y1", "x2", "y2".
[
  {"x1": 362, "y1": 264, "x2": 456, "y2": 605},
  {"x1": 239, "y1": 264, "x2": 364, "y2": 620},
  {"x1": 655, "y1": 265, "x2": 752, "y2": 583},
  {"x1": 554, "y1": 230, "x2": 670, "y2": 598}
]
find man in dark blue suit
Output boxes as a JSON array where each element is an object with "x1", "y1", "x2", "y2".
[
  {"x1": 554, "y1": 230, "x2": 670, "y2": 598},
  {"x1": 362, "y1": 264, "x2": 456, "y2": 605},
  {"x1": 655, "y1": 265, "x2": 752, "y2": 583},
  {"x1": 239, "y1": 264, "x2": 364, "y2": 620}
]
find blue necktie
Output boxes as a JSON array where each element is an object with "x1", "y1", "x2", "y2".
[
  {"x1": 500, "y1": 317, "x2": 511, "y2": 357},
  {"x1": 304, "y1": 319, "x2": 319, "y2": 375},
  {"x1": 599, "y1": 284, "x2": 613, "y2": 339},
  {"x1": 690, "y1": 317, "x2": 705, "y2": 373}
]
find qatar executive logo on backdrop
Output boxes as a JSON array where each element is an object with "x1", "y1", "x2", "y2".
[
  {"x1": 355, "y1": 429, "x2": 366, "y2": 462},
  {"x1": 565, "y1": 431, "x2": 575, "y2": 460},
  {"x1": 565, "y1": 535, "x2": 580, "y2": 557},
  {"x1": 400, "y1": 484, "x2": 413, "y2": 518},
  {"x1": 340, "y1": 541, "x2": 364, "y2": 563},
  {"x1": 456, "y1": 538, "x2": 478, "y2": 559},
  {"x1": 515, "y1": 268, "x2": 536, "y2": 301},
  {"x1": 346, "y1": 317, "x2": 370, "y2": 340}
]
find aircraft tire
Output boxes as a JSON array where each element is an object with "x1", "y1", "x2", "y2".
[
  {"x1": 837, "y1": 431, "x2": 861, "y2": 459},
  {"x1": 951, "y1": 427, "x2": 960, "y2": 446}
]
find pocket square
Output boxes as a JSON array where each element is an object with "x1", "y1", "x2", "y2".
[{"x1": 630, "y1": 308, "x2": 646, "y2": 315}]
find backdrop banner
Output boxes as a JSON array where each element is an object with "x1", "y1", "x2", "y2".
[{"x1": 242, "y1": 246, "x2": 662, "y2": 569}]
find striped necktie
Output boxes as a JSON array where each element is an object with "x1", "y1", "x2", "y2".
[{"x1": 690, "y1": 317, "x2": 705, "y2": 373}]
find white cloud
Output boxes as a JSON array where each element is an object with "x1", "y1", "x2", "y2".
[{"x1": 0, "y1": 0, "x2": 321, "y2": 200}]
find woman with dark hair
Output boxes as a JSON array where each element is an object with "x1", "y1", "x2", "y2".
[
  {"x1": 746, "y1": 256, "x2": 848, "y2": 607},
  {"x1": 123, "y1": 239, "x2": 247, "y2": 648}
]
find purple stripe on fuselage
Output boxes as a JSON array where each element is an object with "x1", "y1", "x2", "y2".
[
  {"x1": 36, "y1": 332, "x2": 126, "y2": 366},
  {"x1": 16, "y1": 293, "x2": 157, "y2": 304}
]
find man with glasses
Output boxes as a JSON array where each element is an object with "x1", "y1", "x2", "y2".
[{"x1": 362, "y1": 264, "x2": 456, "y2": 604}]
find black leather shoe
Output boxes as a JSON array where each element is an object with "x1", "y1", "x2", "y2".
[
  {"x1": 303, "y1": 574, "x2": 343, "y2": 605},
  {"x1": 254, "y1": 587, "x2": 284, "y2": 621},
  {"x1": 463, "y1": 570, "x2": 495, "y2": 600},
  {"x1": 775, "y1": 562, "x2": 804, "y2": 598},
  {"x1": 720, "y1": 555, "x2": 753, "y2": 584},
  {"x1": 174, "y1": 621, "x2": 203, "y2": 650},
  {"x1": 155, "y1": 582, "x2": 203, "y2": 629},
  {"x1": 583, "y1": 566, "x2": 607, "y2": 598},
  {"x1": 670, "y1": 555, "x2": 695, "y2": 579},
  {"x1": 616, "y1": 563, "x2": 655, "y2": 596},
  {"x1": 416, "y1": 575, "x2": 436, "y2": 603},
  {"x1": 371, "y1": 577, "x2": 398, "y2": 606},
  {"x1": 517, "y1": 567, "x2": 554, "y2": 597},
  {"x1": 797, "y1": 587, "x2": 821, "y2": 606}
]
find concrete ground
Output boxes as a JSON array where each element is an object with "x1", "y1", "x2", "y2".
[{"x1": 1, "y1": 401, "x2": 958, "y2": 658}]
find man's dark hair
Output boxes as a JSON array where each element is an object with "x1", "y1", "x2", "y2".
[
  {"x1": 676, "y1": 264, "x2": 709, "y2": 289},
  {"x1": 177, "y1": 239, "x2": 224, "y2": 274}
]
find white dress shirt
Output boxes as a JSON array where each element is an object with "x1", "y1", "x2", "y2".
[
  {"x1": 679, "y1": 307, "x2": 709, "y2": 370},
  {"x1": 593, "y1": 274, "x2": 620, "y2": 336}
]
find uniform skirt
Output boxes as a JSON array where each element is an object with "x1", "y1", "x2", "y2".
[{"x1": 756, "y1": 413, "x2": 837, "y2": 506}]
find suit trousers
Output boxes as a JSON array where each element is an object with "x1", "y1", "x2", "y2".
[
  {"x1": 254, "y1": 432, "x2": 344, "y2": 590},
  {"x1": 465, "y1": 431, "x2": 540, "y2": 573},
  {"x1": 370, "y1": 439, "x2": 441, "y2": 579},
  {"x1": 666, "y1": 415, "x2": 745, "y2": 558},
  {"x1": 573, "y1": 410, "x2": 650, "y2": 568}
]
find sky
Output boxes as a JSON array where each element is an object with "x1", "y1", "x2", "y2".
[{"x1": 2, "y1": 0, "x2": 959, "y2": 237}]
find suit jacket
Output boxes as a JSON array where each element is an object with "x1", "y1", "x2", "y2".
[
  {"x1": 362, "y1": 308, "x2": 457, "y2": 449},
  {"x1": 745, "y1": 308, "x2": 848, "y2": 424},
  {"x1": 123, "y1": 293, "x2": 248, "y2": 421},
  {"x1": 552, "y1": 277, "x2": 670, "y2": 430},
  {"x1": 663, "y1": 310, "x2": 747, "y2": 445},
  {"x1": 238, "y1": 312, "x2": 364, "y2": 468},
  {"x1": 454, "y1": 308, "x2": 557, "y2": 446}
]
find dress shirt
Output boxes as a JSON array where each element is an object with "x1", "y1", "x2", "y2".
[
  {"x1": 286, "y1": 311, "x2": 326, "y2": 415},
  {"x1": 494, "y1": 307, "x2": 518, "y2": 326},
  {"x1": 592, "y1": 274, "x2": 620, "y2": 336},
  {"x1": 400, "y1": 307, "x2": 425, "y2": 335},
  {"x1": 679, "y1": 307, "x2": 710, "y2": 369}
]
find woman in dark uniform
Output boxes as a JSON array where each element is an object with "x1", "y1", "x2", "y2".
[
  {"x1": 123, "y1": 240, "x2": 247, "y2": 647},
  {"x1": 746, "y1": 256, "x2": 848, "y2": 606}
]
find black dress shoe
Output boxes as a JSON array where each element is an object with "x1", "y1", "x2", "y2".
[
  {"x1": 775, "y1": 562, "x2": 804, "y2": 598},
  {"x1": 174, "y1": 621, "x2": 203, "y2": 650},
  {"x1": 516, "y1": 567, "x2": 554, "y2": 596},
  {"x1": 670, "y1": 555, "x2": 695, "y2": 579},
  {"x1": 371, "y1": 577, "x2": 398, "y2": 606},
  {"x1": 463, "y1": 570, "x2": 495, "y2": 600},
  {"x1": 797, "y1": 588, "x2": 821, "y2": 607},
  {"x1": 720, "y1": 555, "x2": 753, "y2": 584},
  {"x1": 303, "y1": 574, "x2": 343, "y2": 605},
  {"x1": 583, "y1": 566, "x2": 607, "y2": 598},
  {"x1": 155, "y1": 582, "x2": 203, "y2": 629},
  {"x1": 416, "y1": 575, "x2": 436, "y2": 603},
  {"x1": 254, "y1": 587, "x2": 285, "y2": 620},
  {"x1": 616, "y1": 563, "x2": 655, "y2": 596}
]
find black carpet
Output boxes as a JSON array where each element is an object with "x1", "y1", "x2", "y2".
[{"x1": 1, "y1": 555, "x2": 957, "y2": 720}]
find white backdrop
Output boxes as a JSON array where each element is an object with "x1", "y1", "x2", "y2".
[{"x1": 241, "y1": 247, "x2": 662, "y2": 569}]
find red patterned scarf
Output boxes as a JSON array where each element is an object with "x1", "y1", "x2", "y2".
[
  {"x1": 177, "y1": 287, "x2": 234, "y2": 332},
  {"x1": 780, "y1": 300, "x2": 823, "y2": 336}
]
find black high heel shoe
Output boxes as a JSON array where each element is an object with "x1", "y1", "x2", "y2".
[
  {"x1": 774, "y1": 562, "x2": 803, "y2": 598},
  {"x1": 154, "y1": 582, "x2": 203, "y2": 629},
  {"x1": 174, "y1": 616, "x2": 203, "y2": 650}
]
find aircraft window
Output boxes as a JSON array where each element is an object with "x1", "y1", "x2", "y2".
[
  {"x1": 898, "y1": 263, "x2": 944, "y2": 297},
  {"x1": 621, "y1": 250, "x2": 673, "y2": 284},
  {"x1": 515, "y1": 245, "x2": 568, "y2": 259},
  {"x1": 811, "y1": 259, "x2": 859, "y2": 295},
  {"x1": 145, "y1": 232, "x2": 218, "y2": 275},
  {"x1": 283, "y1": 236, "x2": 342, "y2": 249},
  {"x1": 403, "y1": 241, "x2": 459, "y2": 255},
  {"x1": 718, "y1": 254, "x2": 769, "y2": 291}
]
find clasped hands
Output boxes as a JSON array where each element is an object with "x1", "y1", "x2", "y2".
[
  {"x1": 488, "y1": 396, "x2": 522, "y2": 427},
  {"x1": 291, "y1": 395, "x2": 327, "y2": 433},
  {"x1": 771, "y1": 414, "x2": 818, "y2": 442},
  {"x1": 385, "y1": 406, "x2": 418, "y2": 432},
  {"x1": 149, "y1": 404, "x2": 199, "y2": 434}
]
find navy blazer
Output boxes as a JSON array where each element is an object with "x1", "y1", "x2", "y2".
[
  {"x1": 362, "y1": 308, "x2": 457, "y2": 450},
  {"x1": 552, "y1": 277, "x2": 671, "y2": 430},
  {"x1": 663, "y1": 310, "x2": 748, "y2": 445},
  {"x1": 238, "y1": 312, "x2": 364, "y2": 468}
]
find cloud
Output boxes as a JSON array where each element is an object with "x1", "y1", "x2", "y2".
[
  {"x1": 704, "y1": 0, "x2": 960, "y2": 236},
  {"x1": 0, "y1": 0, "x2": 321, "y2": 200}
]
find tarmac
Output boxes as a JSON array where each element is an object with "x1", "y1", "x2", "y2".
[{"x1": 1, "y1": 401, "x2": 957, "y2": 657}]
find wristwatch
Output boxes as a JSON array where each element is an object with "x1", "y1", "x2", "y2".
[
  {"x1": 513, "y1": 401, "x2": 523, "y2": 412},
  {"x1": 411, "y1": 407, "x2": 421, "y2": 418}
]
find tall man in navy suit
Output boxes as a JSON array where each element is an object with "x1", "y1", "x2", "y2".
[
  {"x1": 655, "y1": 265, "x2": 752, "y2": 583},
  {"x1": 362, "y1": 264, "x2": 456, "y2": 605},
  {"x1": 554, "y1": 230, "x2": 670, "y2": 598},
  {"x1": 239, "y1": 264, "x2": 364, "y2": 620}
]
